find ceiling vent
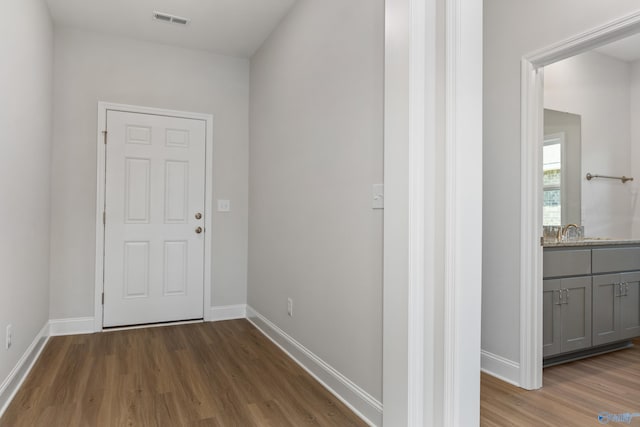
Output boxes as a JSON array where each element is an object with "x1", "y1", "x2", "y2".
[{"x1": 153, "y1": 11, "x2": 190, "y2": 26}]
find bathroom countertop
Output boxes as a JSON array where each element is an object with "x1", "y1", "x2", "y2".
[{"x1": 543, "y1": 238, "x2": 640, "y2": 248}]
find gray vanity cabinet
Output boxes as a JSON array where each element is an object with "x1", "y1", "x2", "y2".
[
  {"x1": 593, "y1": 272, "x2": 640, "y2": 345},
  {"x1": 543, "y1": 276, "x2": 592, "y2": 358},
  {"x1": 593, "y1": 274, "x2": 622, "y2": 346},
  {"x1": 620, "y1": 273, "x2": 640, "y2": 339},
  {"x1": 543, "y1": 279, "x2": 562, "y2": 357}
]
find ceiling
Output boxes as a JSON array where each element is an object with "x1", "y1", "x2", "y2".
[
  {"x1": 594, "y1": 33, "x2": 640, "y2": 63},
  {"x1": 45, "y1": 0, "x2": 298, "y2": 57}
]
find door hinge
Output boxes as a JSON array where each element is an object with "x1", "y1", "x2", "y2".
[
  {"x1": 101, "y1": 293, "x2": 104, "y2": 305},
  {"x1": 540, "y1": 236, "x2": 544, "y2": 246},
  {"x1": 103, "y1": 211, "x2": 106, "y2": 225},
  {"x1": 102, "y1": 130, "x2": 107, "y2": 144}
]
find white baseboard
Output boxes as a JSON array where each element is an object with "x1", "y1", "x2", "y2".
[
  {"x1": 0, "y1": 322, "x2": 50, "y2": 418},
  {"x1": 49, "y1": 317, "x2": 95, "y2": 336},
  {"x1": 481, "y1": 349, "x2": 521, "y2": 387},
  {"x1": 246, "y1": 306, "x2": 382, "y2": 427},
  {"x1": 208, "y1": 304, "x2": 247, "y2": 322}
]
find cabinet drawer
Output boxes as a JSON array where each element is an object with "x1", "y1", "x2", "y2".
[
  {"x1": 543, "y1": 249, "x2": 591, "y2": 278},
  {"x1": 592, "y1": 247, "x2": 640, "y2": 273}
]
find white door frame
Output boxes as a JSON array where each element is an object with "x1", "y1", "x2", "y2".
[
  {"x1": 384, "y1": 0, "x2": 483, "y2": 425},
  {"x1": 94, "y1": 102, "x2": 214, "y2": 332},
  {"x1": 520, "y1": 11, "x2": 640, "y2": 390}
]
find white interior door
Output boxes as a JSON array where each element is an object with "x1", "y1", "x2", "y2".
[{"x1": 103, "y1": 110, "x2": 206, "y2": 327}]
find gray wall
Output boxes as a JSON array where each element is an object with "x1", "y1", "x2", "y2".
[
  {"x1": 0, "y1": 0, "x2": 52, "y2": 388},
  {"x1": 50, "y1": 28, "x2": 250, "y2": 319},
  {"x1": 545, "y1": 52, "x2": 632, "y2": 239},
  {"x1": 483, "y1": 0, "x2": 640, "y2": 370},
  {"x1": 248, "y1": 0, "x2": 384, "y2": 401}
]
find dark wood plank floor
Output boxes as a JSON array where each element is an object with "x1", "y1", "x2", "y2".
[
  {"x1": 0, "y1": 320, "x2": 367, "y2": 427},
  {"x1": 481, "y1": 338, "x2": 640, "y2": 426}
]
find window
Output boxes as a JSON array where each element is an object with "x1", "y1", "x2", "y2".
[{"x1": 543, "y1": 134, "x2": 565, "y2": 226}]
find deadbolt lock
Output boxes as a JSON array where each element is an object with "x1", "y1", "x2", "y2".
[{"x1": 195, "y1": 212, "x2": 202, "y2": 220}]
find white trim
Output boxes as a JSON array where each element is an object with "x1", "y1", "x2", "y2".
[
  {"x1": 49, "y1": 317, "x2": 96, "y2": 336},
  {"x1": 408, "y1": 0, "x2": 428, "y2": 424},
  {"x1": 382, "y1": 0, "x2": 411, "y2": 423},
  {"x1": 443, "y1": 0, "x2": 483, "y2": 425},
  {"x1": 443, "y1": 0, "x2": 458, "y2": 415},
  {"x1": 0, "y1": 322, "x2": 49, "y2": 418},
  {"x1": 526, "y1": 10, "x2": 640, "y2": 69},
  {"x1": 94, "y1": 102, "x2": 214, "y2": 331},
  {"x1": 519, "y1": 59, "x2": 544, "y2": 390},
  {"x1": 246, "y1": 306, "x2": 382, "y2": 427},
  {"x1": 383, "y1": 0, "x2": 482, "y2": 423},
  {"x1": 480, "y1": 350, "x2": 520, "y2": 387},
  {"x1": 519, "y1": 12, "x2": 640, "y2": 392},
  {"x1": 208, "y1": 305, "x2": 247, "y2": 321}
]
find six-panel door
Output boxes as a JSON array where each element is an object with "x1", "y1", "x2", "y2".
[{"x1": 103, "y1": 110, "x2": 206, "y2": 327}]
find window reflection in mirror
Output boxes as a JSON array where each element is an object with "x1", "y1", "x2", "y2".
[{"x1": 543, "y1": 135, "x2": 563, "y2": 226}]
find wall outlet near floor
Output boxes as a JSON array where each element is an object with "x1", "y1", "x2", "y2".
[
  {"x1": 287, "y1": 298, "x2": 293, "y2": 317},
  {"x1": 5, "y1": 324, "x2": 12, "y2": 350}
]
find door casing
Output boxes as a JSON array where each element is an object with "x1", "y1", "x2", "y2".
[{"x1": 94, "y1": 102, "x2": 214, "y2": 332}]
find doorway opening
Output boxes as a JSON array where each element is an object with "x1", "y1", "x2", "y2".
[{"x1": 520, "y1": 11, "x2": 640, "y2": 389}]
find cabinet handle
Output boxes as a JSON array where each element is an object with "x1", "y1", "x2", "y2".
[
  {"x1": 615, "y1": 282, "x2": 628, "y2": 297},
  {"x1": 615, "y1": 283, "x2": 621, "y2": 297},
  {"x1": 564, "y1": 289, "x2": 569, "y2": 304},
  {"x1": 554, "y1": 289, "x2": 562, "y2": 305}
]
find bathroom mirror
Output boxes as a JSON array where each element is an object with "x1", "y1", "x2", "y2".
[{"x1": 543, "y1": 109, "x2": 581, "y2": 227}]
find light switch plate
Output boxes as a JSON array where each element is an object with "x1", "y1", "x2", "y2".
[
  {"x1": 217, "y1": 199, "x2": 231, "y2": 212},
  {"x1": 372, "y1": 184, "x2": 384, "y2": 209}
]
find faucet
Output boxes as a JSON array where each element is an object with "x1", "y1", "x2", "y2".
[{"x1": 557, "y1": 224, "x2": 579, "y2": 241}]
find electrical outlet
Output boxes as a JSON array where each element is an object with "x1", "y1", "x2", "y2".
[
  {"x1": 6, "y1": 324, "x2": 12, "y2": 350},
  {"x1": 287, "y1": 298, "x2": 293, "y2": 317}
]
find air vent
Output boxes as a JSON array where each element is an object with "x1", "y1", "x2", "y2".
[{"x1": 153, "y1": 11, "x2": 190, "y2": 25}]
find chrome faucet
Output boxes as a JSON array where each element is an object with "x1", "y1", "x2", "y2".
[{"x1": 557, "y1": 224, "x2": 579, "y2": 241}]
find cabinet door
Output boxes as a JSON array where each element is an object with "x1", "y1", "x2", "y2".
[
  {"x1": 560, "y1": 276, "x2": 592, "y2": 353},
  {"x1": 592, "y1": 274, "x2": 621, "y2": 346},
  {"x1": 620, "y1": 272, "x2": 640, "y2": 340},
  {"x1": 543, "y1": 279, "x2": 562, "y2": 357}
]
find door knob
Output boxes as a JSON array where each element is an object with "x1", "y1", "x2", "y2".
[
  {"x1": 195, "y1": 226, "x2": 203, "y2": 234},
  {"x1": 195, "y1": 212, "x2": 202, "y2": 220}
]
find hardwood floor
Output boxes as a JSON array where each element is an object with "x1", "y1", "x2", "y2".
[
  {"x1": 481, "y1": 338, "x2": 640, "y2": 426},
  {"x1": 0, "y1": 320, "x2": 367, "y2": 427}
]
